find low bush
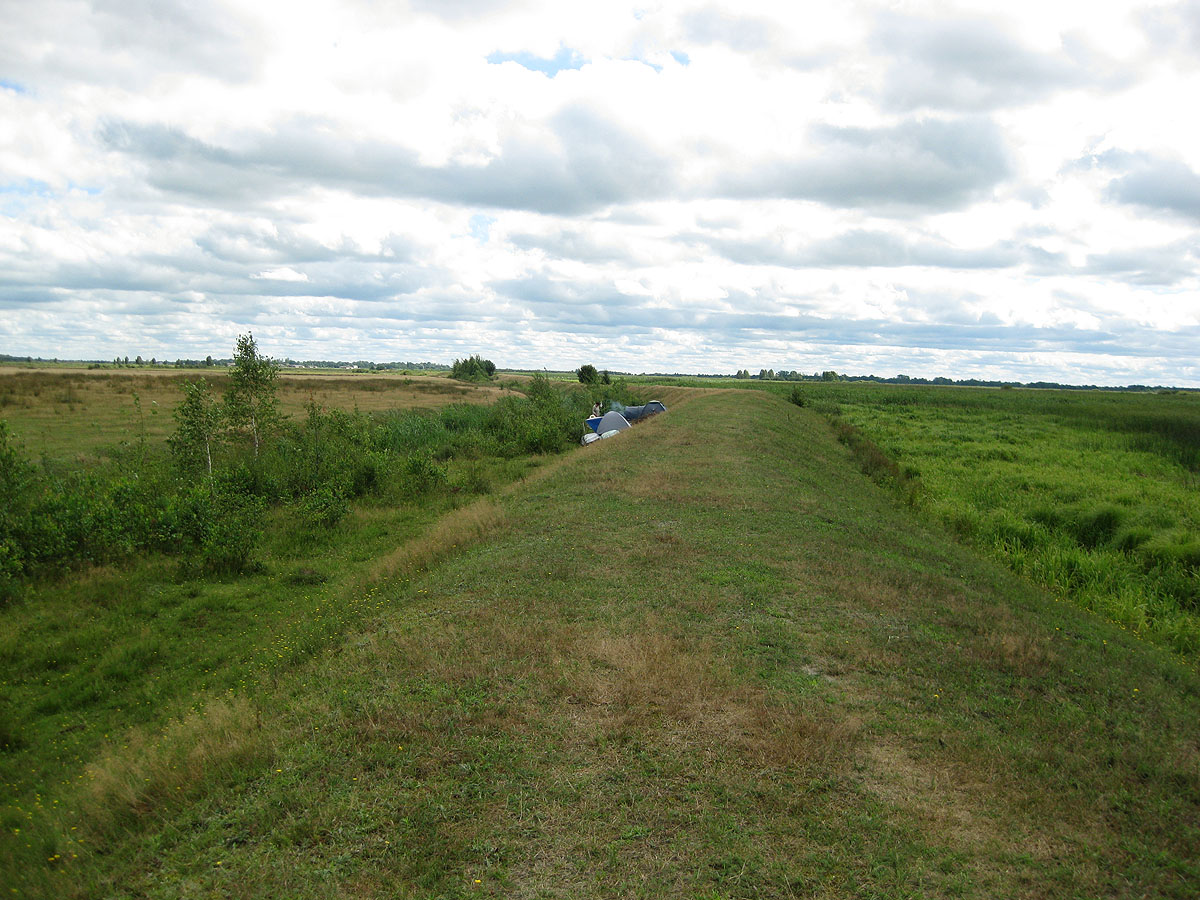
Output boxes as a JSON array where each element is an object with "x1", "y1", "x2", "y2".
[
  {"x1": 300, "y1": 484, "x2": 350, "y2": 530},
  {"x1": 450, "y1": 354, "x2": 495, "y2": 381},
  {"x1": 195, "y1": 490, "x2": 265, "y2": 575},
  {"x1": 403, "y1": 452, "x2": 448, "y2": 495},
  {"x1": 1114, "y1": 525, "x2": 1154, "y2": 553}
]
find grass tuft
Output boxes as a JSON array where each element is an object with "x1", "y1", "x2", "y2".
[
  {"x1": 81, "y1": 697, "x2": 270, "y2": 836},
  {"x1": 366, "y1": 498, "x2": 506, "y2": 584}
]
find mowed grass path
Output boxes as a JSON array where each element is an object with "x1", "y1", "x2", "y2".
[{"x1": 21, "y1": 389, "x2": 1200, "y2": 898}]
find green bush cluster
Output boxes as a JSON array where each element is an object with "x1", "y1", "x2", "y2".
[
  {"x1": 450, "y1": 354, "x2": 496, "y2": 381},
  {"x1": 1, "y1": 435, "x2": 181, "y2": 600},
  {"x1": 0, "y1": 371, "x2": 637, "y2": 600}
]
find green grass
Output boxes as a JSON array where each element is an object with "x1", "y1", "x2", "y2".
[
  {"x1": 3, "y1": 387, "x2": 1198, "y2": 897},
  {"x1": 754, "y1": 381, "x2": 1200, "y2": 657}
]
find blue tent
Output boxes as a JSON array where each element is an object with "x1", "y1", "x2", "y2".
[{"x1": 584, "y1": 401, "x2": 667, "y2": 435}]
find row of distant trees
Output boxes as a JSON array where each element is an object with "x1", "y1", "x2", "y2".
[
  {"x1": 17, "y1": 355, "x2": 448, "y2": 371},
  {"x1": 0, "y1": 351, "x2": 1182, "y2": 393},
  {"x1": 107, "y1": 356, "x2": 215, "y2": 367},
  {"x1": 734, "y1": 369, "x2": 841, "y2": 381}
]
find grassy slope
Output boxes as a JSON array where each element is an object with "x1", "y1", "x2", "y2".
[
  {"x1": 787, "y1": 382, "x2": 1200, "y2": 654},
  {"x1": 12, "y1": 388, "x2": 1200, "y2": 898}
]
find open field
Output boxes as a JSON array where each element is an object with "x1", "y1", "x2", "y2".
[
  {"x1": 1, "y1": 376, "x2": 1198, "y2": 898},
  {"x1": 0, "y1": 366, "x2": 505, "y2": 463}
]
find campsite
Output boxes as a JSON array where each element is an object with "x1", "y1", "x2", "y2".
[
  {"x1": 1, "y1": 363, "x2": 1198, "y2": 898},
  {"x1": 6, "y1": 1, "x2": 1200, "y2": 894}
]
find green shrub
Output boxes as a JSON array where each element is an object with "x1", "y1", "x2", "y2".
[
  {"x1": 403, "y1": 452, "x2": 447, "y2": 495},
  {"x1": 451, "y1": 355, "x2": 495, "y2": 380},
  {"x1": 0, "y1": 422, "x2": 34, "y2": 600},
  {"x1": 273, "y1": 405, "x2": 391, "y2": 501},
  {"x1": 196, "y1": 491, "x2": 265, "y2": 575},
  {"x1": 0, "y1": 541, "x2": 21, "y2": 606},
  {"x1": 300, "y1": 485, "x2": 350, "y2": 530}
]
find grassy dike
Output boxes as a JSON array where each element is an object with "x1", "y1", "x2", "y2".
[{"x1": 14, "y1": 388, "x2": 1200, "y2": 898}]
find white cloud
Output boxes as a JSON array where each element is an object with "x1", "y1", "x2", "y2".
[
  {"x1": 0, "y1": 0, "x2": 1198, "y2": 385},
  {"x1": 251, "y1": 267, "x2": 309, "y2": 282}
]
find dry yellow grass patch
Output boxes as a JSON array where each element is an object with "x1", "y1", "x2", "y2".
[
  {"x1": 276, "y1": 373, "x2": 503, "y2": 415},
  {"x1": 364, "y1": 498, "x2": 506, "y2": 584},
  {"x1": 860, "y1": 740, "x2": 1102, "y2": 897},
  {"x1": 82, "y1": 697, "x2": 270, "y2": 832},
  {"x1": 971, "y1": 630, "x2": 1055, "y2": 678},
  {"x1": 566, "y1": 623, "x2": 859, "y2": 771},
  {"x1": 0, "y1": 368, "x2": 501, "y2": 460}
]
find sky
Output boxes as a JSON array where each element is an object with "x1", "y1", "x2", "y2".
[{"x1": 1, "y1": 0, "x2": 1199, "y2": 384}]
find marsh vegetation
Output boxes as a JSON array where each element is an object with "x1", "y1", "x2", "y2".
[{"x1": 768, "y1": 382, "x2": 1200, "y2": 656}]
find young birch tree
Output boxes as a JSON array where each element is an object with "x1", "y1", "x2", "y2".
[
  {"x1": 169, "y1": 378, "x2": 222, "y2": 484},
  {"x1": 225, "y1": 333, "x2": 279, "y2": 458}
]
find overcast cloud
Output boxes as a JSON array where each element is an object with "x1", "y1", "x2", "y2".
[{"x1": 1, "y1": 0, "x2": 1198, "y2": 384}]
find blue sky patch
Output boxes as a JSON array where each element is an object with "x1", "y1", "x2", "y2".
[
  {"x1": 0, "y1": 79, "x2": 28, "y2": 94},
  {"x1": 1, "y1": 178, "x2": 51, "y2": 196},
  {"x1": 469, "y1": 214, "x2": 495, "y2": 243},
  {"x1": 629, "y1": 56, "x2": 663, "y2": 72},
  {"x1": 670, "y1": 50, "x2": 690, "y2": 66},
  {"x1": 1, "y1": 179, "x2": 52, "y2": 216},
  {"x1": 486, "y1": 46, "x2": 585, "y2": 77}
]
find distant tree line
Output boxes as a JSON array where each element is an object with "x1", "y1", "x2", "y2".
[
  {"x1": 0, "y1": 353, "x2": 1191, "y2": 393},
  {"x1": 279, "y1": 359, "x2": 450, "y2": 372},
  {"x1": 725, "y1": 368, "x2": 1186, "y2": 392}
]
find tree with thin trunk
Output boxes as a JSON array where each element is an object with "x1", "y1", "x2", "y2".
[
  {"x1": 225, "y1": 333, "x2": 279, "y2": 458},
  {"x1": 169, "y1": 378, "x2": 222, "y2": 484}
]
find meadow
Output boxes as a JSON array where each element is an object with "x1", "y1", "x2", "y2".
[
  {"x1": 0, "y1": 367, "x2": 501, "y2": 463},
  {"x1": 1, "y1": 367, "x2": 1198, "y2": 898}
]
